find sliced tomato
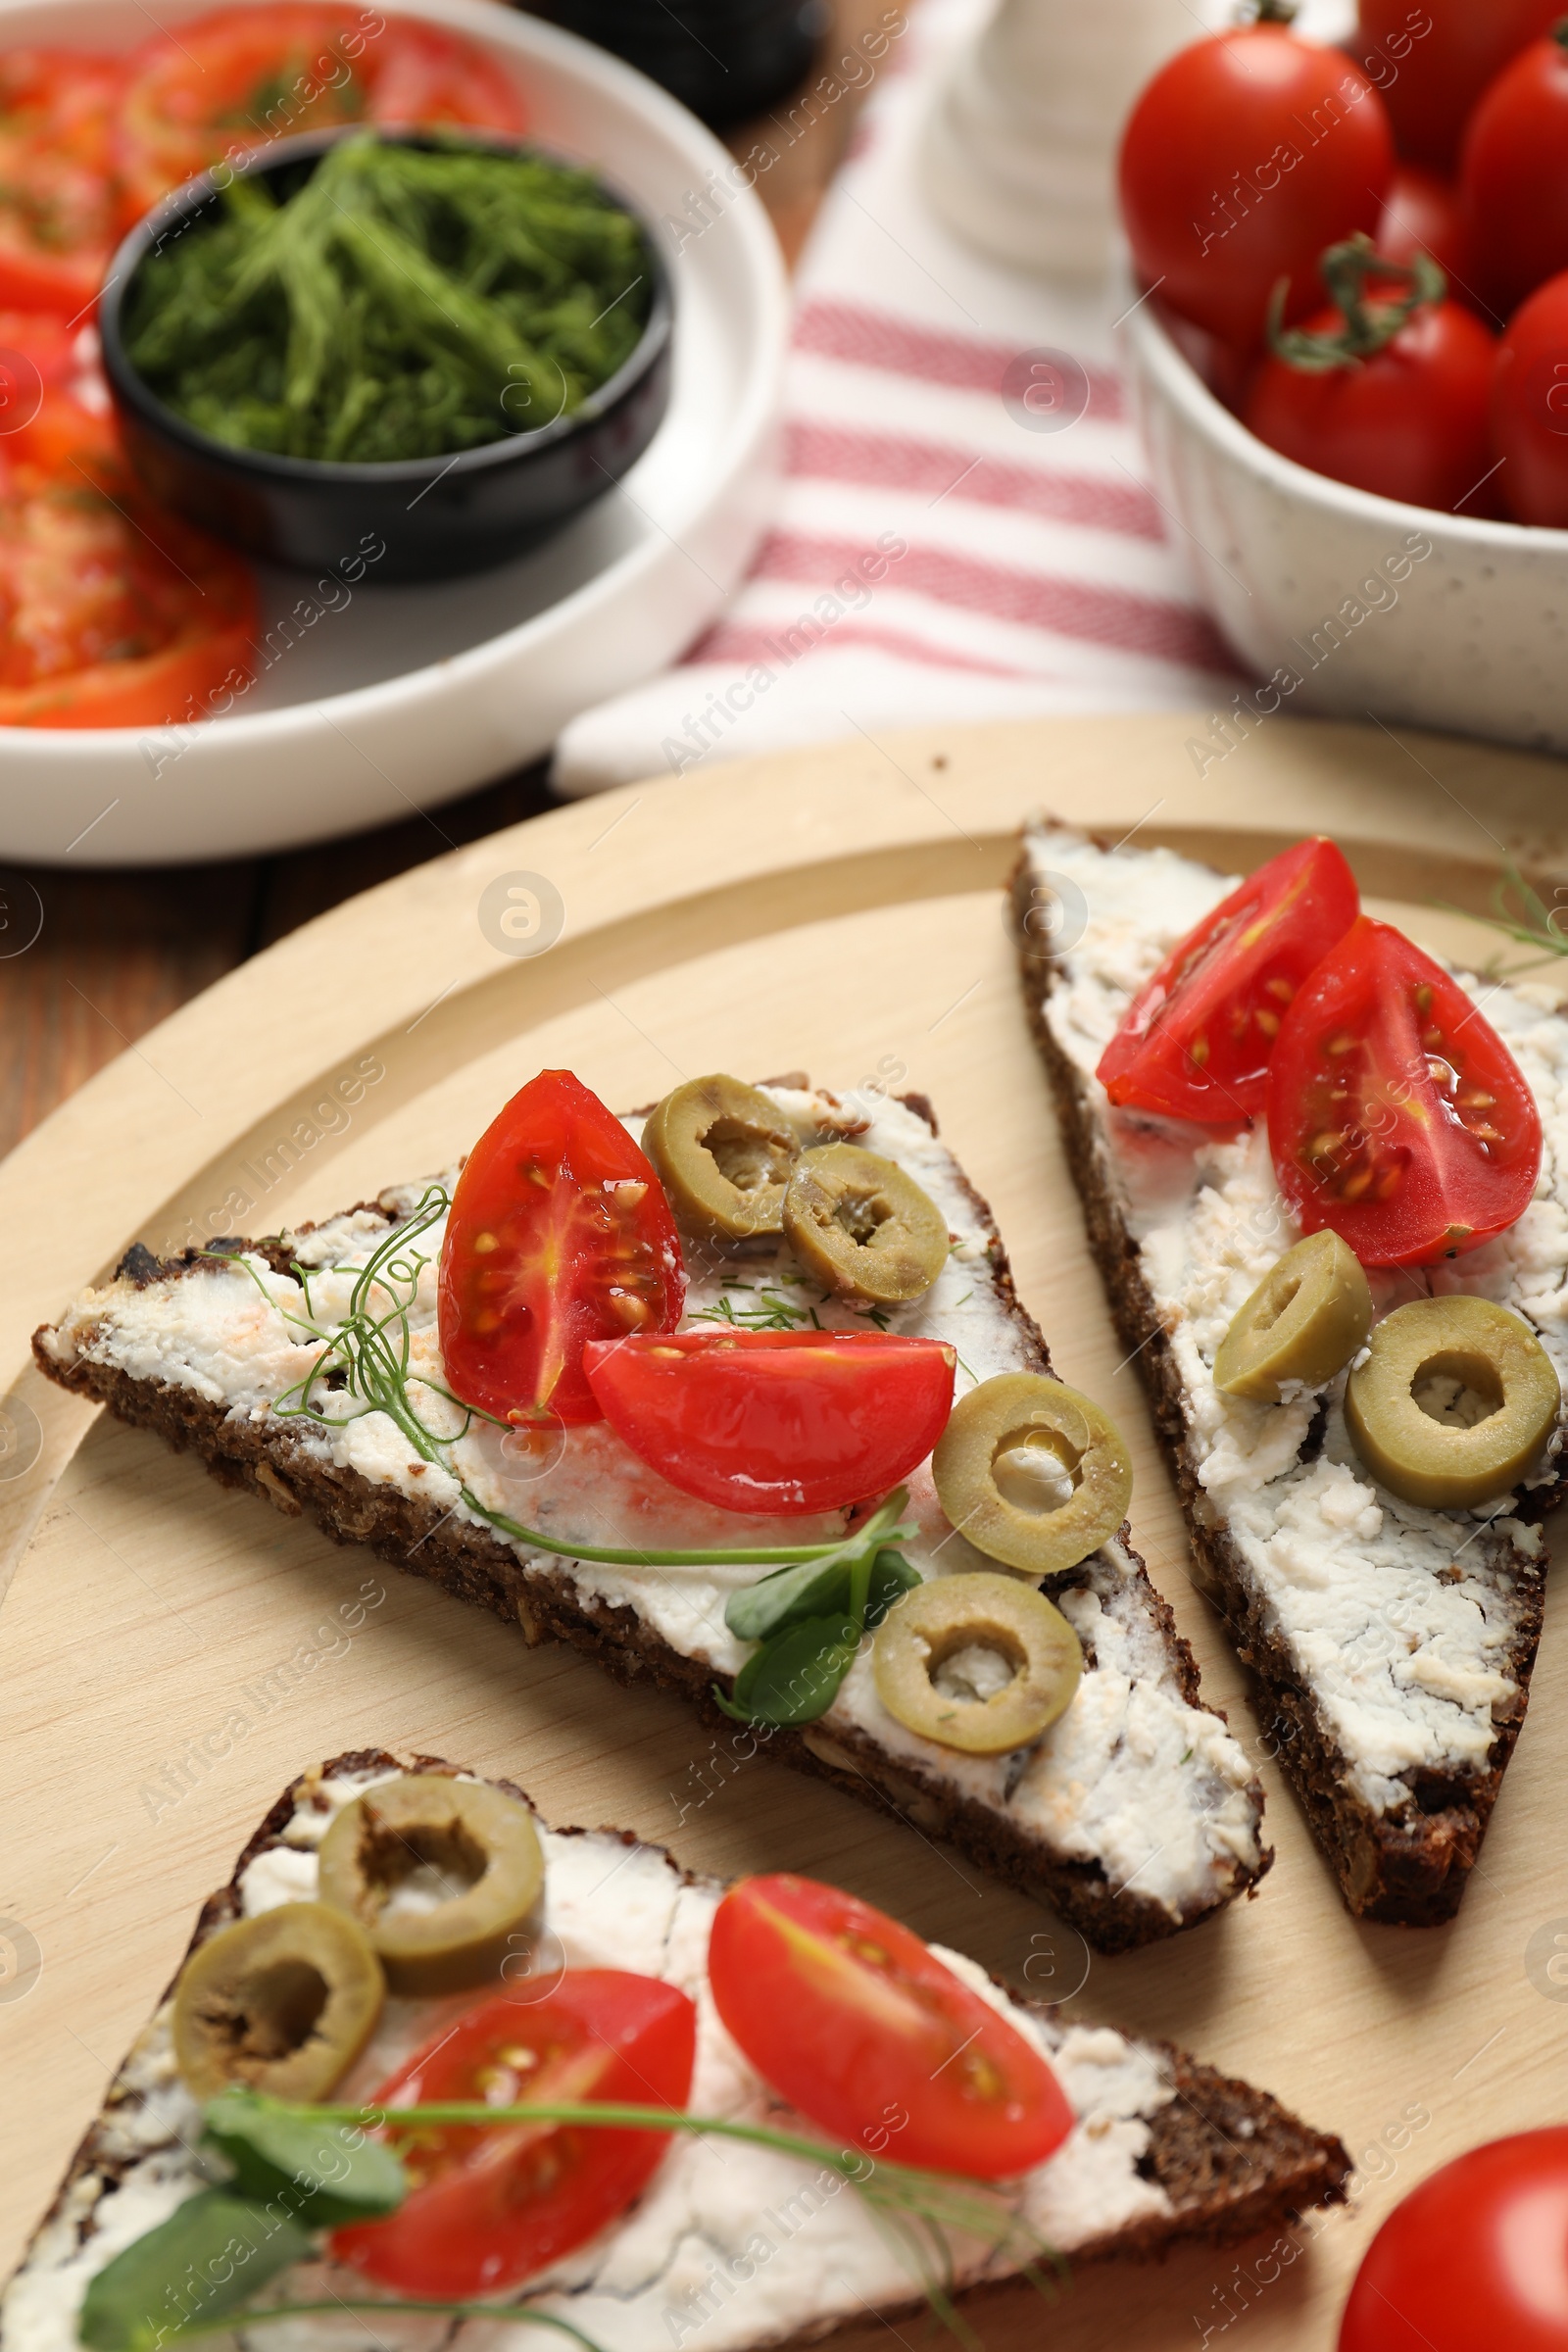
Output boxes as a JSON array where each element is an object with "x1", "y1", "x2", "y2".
[
  {"x1": 116, "y1": 6, "x2": 527, "y2": 231},
  {"x1": 1267, "y1": 917, "x2": 1543, "y2": 1267},
  {"x1": 333, "y1": 1973, "x2": 697, "y2": 2296},
  {"x1": 0, "y1": 50, "x2": 127, "y2": 318},
  {"x1": 581, "y1": 1330, "x2": 956, "y2": 1515},
  {"x1": 0, "y1": 437, "x2": 257, "y2": 731},
  {"x1": 439, "y1": 1069, "x2": 685, "y2": 1428},
  {"x1": 1097, "y1": 838, "x2": 1359, "y2": 1122},
  {"x1": 1340, "y1": 2131, "x2": 1568, "y2": 2352},
  {"x1": 708, "y1": 1875, "x2": 1073, "y2": 2180}
]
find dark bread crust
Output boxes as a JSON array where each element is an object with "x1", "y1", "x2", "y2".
[
  {"x1": 1011, "y1": 841, "x2": 1550, "y2": 1927},
  {"x1": 24, "y1": 1748, "x2": 1348, "y2": 2351},
  {"x1": 33, "y1": 1096, "x2": 1267, "y2": 1956}
]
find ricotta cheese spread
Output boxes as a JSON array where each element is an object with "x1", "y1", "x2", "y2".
[
  {"x1": 40, "y1": 1088, "x2": 1262, "y2": 1923},
  {"x1": 1025, "y1": 827, "x2": 1565, "y2": 1816},
  {"x1": 0, "y1": 1768, "x2": 1178, "y2": 2352}
]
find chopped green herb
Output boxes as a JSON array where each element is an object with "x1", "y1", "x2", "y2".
[{"x1": 122, "y1": 132, "x2": 653, "y2": 464}]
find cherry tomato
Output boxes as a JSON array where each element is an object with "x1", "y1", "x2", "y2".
[
  {"x1": 0, "y1": 427, "x2": 258, "y2": 731},
  {"x1": 1461, "y1": 26, "x2": 1568, "y2": 323},
  {"x1": 581, "y1": 1330, "x2": 957, "y2": 1515},
  {"x1": 439, "y1": 1069, "x2": 685, "y2": 1428},
  {"x1": 0, "y1": 50, "x2": 127, "y2": 318},
  {"x1": 1097, "y1": 838, "x2": 1359, "y2": 1123},
  {"x1": 1493, "y1": 270, "x2": 1568, "y2": 527},
  {"x1": 333, "y1": 1973, "x2": 697, "y2": 2297},
  {"x1": 1340, "y1": 2131, "x2": 1568, "y2": 2352},
  {"x1": 1357, "y1": 0, "x2": 1565, "y2": 175},
  {"x1": 708, "y1": 1875, "x2": 1073, "y2": 2180},
  {"x1": 1118, "y1": 23, "x2": 1394, "y2": 350},
  {"x1": 116, "y1": 6, "x2": 527, "y2": 231},
  {"x1": 1267, "y1": 916, "x2": 1543, "y2": 1267},
  {"x1": 1244, "y1": 283, "x2": 1496, "y2": 514},
  {"x1": 1377, "y1": 166, "x2": 1473, "y2": 293}
]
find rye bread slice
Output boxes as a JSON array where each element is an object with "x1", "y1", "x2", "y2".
[
  {"x1": 0, "y1": 1748, "x2": 1349, "y2": 2352},
  {"x1": 33, "y1": 1082, "x2": 1267, "y2": 1956},
  {"x1": 1013, "y1": 825, "x2": 1564, "y2": 1926}
]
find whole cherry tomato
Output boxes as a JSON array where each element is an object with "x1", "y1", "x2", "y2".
[
  {"x1": 334, "y1": 1974, "x2": 697, "y2": 2296},
  {"x1": 1267, "y1": 916, "x2": 1543, "y2": 1267},
  {"x1": 1461, "y1": 24, "x2": 1568, "y2": 322},
  {"x1": 1243, "y1": 240, "x2": 1497, "y2": 513},
  {"x1": 1339, "y1": 2131, "x2": 1568, "y2": 2351},
  {"x1": 708, "y1": 1875, "x2": 1073, "y2": 2180},
  {"x1": 1097, "y1": 836, "x2": 1359, "y2": 1123},
  {"x1": 439, "y1": 1069, "x2": 686, "y2": 1428},
  {"x1": 1493, "y1": 270, "x2": 1568, "y2": 527},
  {"x1": 1119, "y1": 10, "x2": 1394, "y2": 350},
  {"x1": 1376, "y1": 166, "x2": 1473, "y2": 295},
  {"x1": 1357, "y1": 0, "x2": 1565, "y2": 173}
]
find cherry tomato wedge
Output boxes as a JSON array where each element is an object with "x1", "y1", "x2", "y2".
[
  {"x1": 1267, "y1": 916, "x2": 1543, "y2": 1267},
  {"x1": 1339, "y1": 2131, "x2": 1568, "y2": 2352},
  {"x1": 1097, "y1": 838, "x2": 1359, "y2": 1122},
  {"x1": 333, "y1": 1973, "x2": 697, "y2": 2296},
  {"x1": 708, "y1": 1875, "x2": 1073, "y2": 2180},
  {"x1": 1118, "y1": 24, "x2": 1393, "y2": 349},
  {"x1": 581, "y1": 1330, "x2": 957, "y2": 1515},
  {"x1": 439, "y1": 1069, "x2": 685, "y2": 1428},
  {"x1": 115, "y1": 6, "x2": 527, "y2": 231},
  {"x1": 0, "y1": 50, "x2": 127, "y2": 318}
]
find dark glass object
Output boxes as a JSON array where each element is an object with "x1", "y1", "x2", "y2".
[
  {"x1": 521, "y1": 0, "x2": 828, "y2": 127},
  {"x1": 98, "y1": 130, "x2": 673, "y2": 584}
]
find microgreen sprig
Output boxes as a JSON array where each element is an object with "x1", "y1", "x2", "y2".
[
  {"x1": 80, "y1": 2089, "x2": 1058, "y2": 2352},
  {"x1": 205, "y1": 1196, "x2": 912, "y2": 1574}
]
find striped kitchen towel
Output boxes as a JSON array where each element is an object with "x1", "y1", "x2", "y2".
[{"x1": 552, "y1": 0, "x2": 1242, "y2": 797}]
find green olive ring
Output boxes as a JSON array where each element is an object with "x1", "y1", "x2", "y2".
[
  {"x1": 318, "y1": 1775, "x2": 546, "y2": 1996},
  {"x1": 1345, "y1": 1296, "x2": 1562, "y2": 1512},
  {"x1": 1215, "y1": 1229, "x2": 1374, "y2": 1403},
  {"x1": 872, "y1": 1572, "x2": 1083, "y2": 1754},
  {"x1": 172, "y1": 1900, "x2": 383, "y2": 2102},
  {"x1": 641, "y1": 1075, "x2": 801, "y2": 1239},
  {"x1": 781, "y1": 1143, "x2": 950, "y2": 1305},
  {"x1": 932, "y1": 1372, "x2": 1133, "y2": 1575}
]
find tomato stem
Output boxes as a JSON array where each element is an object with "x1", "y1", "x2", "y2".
[
  {"x1": 1250, "y1": 0, "x2": 1298, "y2": 22},
  {"x1": 1266, "y1": 234, "x2": 1446, "y2": 372}
]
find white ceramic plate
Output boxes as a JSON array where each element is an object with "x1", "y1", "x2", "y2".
[{"x1": 0, "y1": 0, "x2": 788, "y2": 865}]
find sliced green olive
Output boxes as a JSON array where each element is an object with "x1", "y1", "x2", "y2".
[
  {"x1": 1214, "y1": 1230, "x2": 1374, "y2": 1403},
  {"x1": 172, "y1": 1900, "x2": 382, "y2": 2102},
  {"x1": 873, "y1": 1572, "x2": 1082, "y2": 1754},
  {"x1": 1345, "y1": 1296, "x2": 1562, "y2": 1510},
  {"x1": 932, "y1": 1372, "x2": 1132, "y2": 1574},
  {"x1": 782, "y1": 1143, "x2": 949, "y2": 1304},
  {"x1": 642, "y1": 1075, "x2": 800, "y2": 1239},
  {"x1": 318, "y1": 1775, "x2": 545, "y2": 1996}
]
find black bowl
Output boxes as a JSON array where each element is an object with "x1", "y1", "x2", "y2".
[{"x1": 98, "y1": 127, "x2": 674, "y2": 584}]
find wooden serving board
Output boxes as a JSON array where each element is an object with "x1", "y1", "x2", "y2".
[{"x1": 4, "y1": 712, "x2": 1568, "y2": 2352}]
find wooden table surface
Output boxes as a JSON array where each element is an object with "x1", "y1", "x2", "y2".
[{"x1": 0, "y1": 0, "x2": 885, "y2": 1165}]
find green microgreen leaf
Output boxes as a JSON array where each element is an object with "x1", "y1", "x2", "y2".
[
  {"x1": 723, "y1": 1494, "x2": 915, "y2": 1641},
  {"x1": 202, "y1": 2086, "x2": 405, "y2": 2225},
  {"x1": 716, "y1": 1611, "x2": 862, "y2": 1726},
  {"x1": 78, "y1": 2189, "x2": 312, "y2": 2352}
]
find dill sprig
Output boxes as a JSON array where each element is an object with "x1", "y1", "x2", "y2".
[
  {"x1": 123, "y1": 132, "x2": 652, "y2": 464},
  {"x1": 1456, "y1": 861, "x2": 1568, "y2": 965}
]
